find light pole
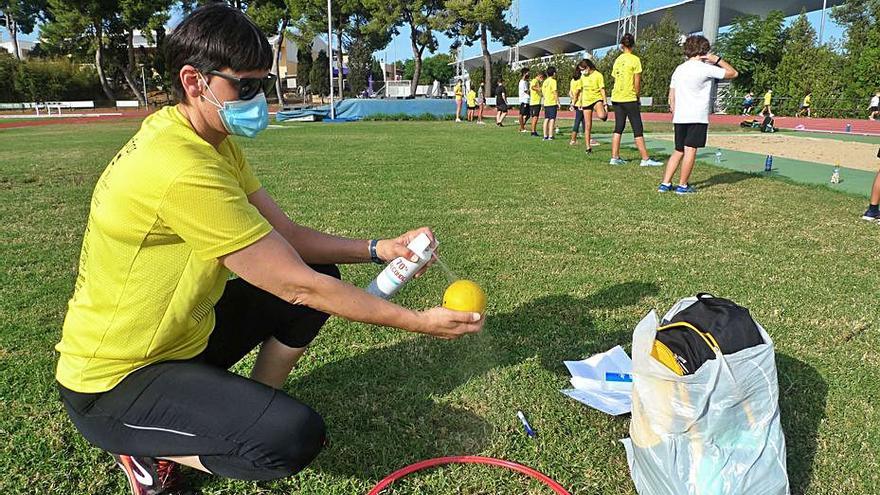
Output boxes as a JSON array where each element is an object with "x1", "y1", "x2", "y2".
[
  {"x1": 819, "y1": 0, "x2": 828, "y2": 45},
  {"x1": 327, "y1": 0, "x2": 335, "y2": 119}
]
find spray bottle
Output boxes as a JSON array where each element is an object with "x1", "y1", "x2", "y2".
[{"x1": 367, "y1": 233, "x2": 436, "y2": 299}]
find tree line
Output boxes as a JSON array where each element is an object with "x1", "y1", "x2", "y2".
[{"x1": 0, "y1": 0, "x2": 526, "y2": 103}]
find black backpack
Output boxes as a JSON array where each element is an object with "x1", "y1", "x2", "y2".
[{"x1": 653, "y1": 294, "x2": 765, "y2": 375}]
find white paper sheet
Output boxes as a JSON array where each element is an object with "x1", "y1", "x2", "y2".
[{"x1": 561, "y1": 345, "x2": 634, "y2": 415}]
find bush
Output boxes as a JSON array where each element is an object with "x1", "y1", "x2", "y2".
[{"x1": 0, "y1": 54, "x2": 104, "y2": 103}]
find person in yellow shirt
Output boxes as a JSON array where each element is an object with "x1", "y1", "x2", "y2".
[
  {"x1": 529, "y1": 71, "x2": 545, "y2": 136},
  {"x1": 797, "y1": 91, "x2": 812, "y2": 118},
  {"x1": 568, "y1": 67, "x2": 584, "y2": 145},
  {"x1": 541, "y1": 66, "x2": 559, "y2": 140},
  {"x1": 454, "y1": 79, "x2": 464, "y2": 122},
  {"x1": 54, "y1": 5, "x2": 484, "y2": 494},
  {"x1": 609, "y1": 33, "x2": 662, "y2": 166},
  {"x1": 762, "y1": 89, "x2": 773, "y2": 116},
  {"x1": 578, "y1": 58, "x2": 609, "y2": 154},
  {"x1": 466, "y1": 86, "x2": 477, "y2": 122}
]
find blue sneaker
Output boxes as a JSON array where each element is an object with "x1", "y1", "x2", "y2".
[
  {"x1": 862, "y1": 208, "x2": 880, "y2": 221},
  {"x1": 531, "y1": 131, "x2": 540, "y2": 137},
  {"x1": 609, "y1": 158, "x2": 627, "y2": 166},
  {"x1": 657, "y1": 183, "x2": 673, "y2": 193},
  {"x1": 675, "y1": 185, "x2": 697, "y2": 195}
]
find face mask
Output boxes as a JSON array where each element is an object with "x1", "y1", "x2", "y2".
[{"x1": 200, "y1": 74, "x2": 269, "y2": 138}]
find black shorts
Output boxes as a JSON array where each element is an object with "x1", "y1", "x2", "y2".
[
  {"x1": 674, "y1": 123, "x2": 709, "y2": 151},
  {"x1": 58, "y1": 265, "x2": 340, "y2": 481},
  {"x1": 496, "y1": 102, "x2": 508, "y2": 112},
  {"x1": 467, "y1": 105, "x2": 477, "y2": 110},
  {"x1": 612, "y1": 100, "x2": 644, "y2": 137},
  {"x1": 529, "y1": 104, "x2": 542, "y2": 118},
  {"x1": 544, "y1": 105, "x2": 558, "y2": 120},
  {"x1": 871, "y1": 106, "x2": 879, "y2": 112},
  {"x1": 582, "y1": 100, "x2": 603, "y2": 111},
  {"x1": 520, "y1": 102, "x2": 531, "y2": 118}
]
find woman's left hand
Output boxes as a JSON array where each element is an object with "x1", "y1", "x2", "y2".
[{"x1": 376, "y1": 227, "x2": 438, "y2": 277}]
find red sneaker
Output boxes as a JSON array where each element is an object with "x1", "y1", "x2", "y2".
[{"x1": 113, "y1": 455, "x2": 191, "y2": 495}]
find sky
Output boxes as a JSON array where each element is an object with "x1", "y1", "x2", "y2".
[{"x1": 8, "y1": 0, "x2": 846, "y2": 60}]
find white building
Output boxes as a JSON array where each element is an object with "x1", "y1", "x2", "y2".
[
  {"x1": 0, "y1": 33, "x2": 35, "y2": 59},
  {"x1": 269, "y1": 34, "x2": 330, "y2": 89}
]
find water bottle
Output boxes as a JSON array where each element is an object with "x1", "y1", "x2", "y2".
[
  {"x1": 831, "y1": 165, "x2": 841, "y2": 184},
  {"x1": 366, "y1": 233, "x2": 436, "y2": 299},
  {"x1": 714, "y1": 149, "x2": 722, "y2": 165},
  {"x1": 845, "y1": 123, "x2": 852, "y2": 133},
  {"x1": 764, "y1": 155, "x2": 773, "y2": 172}
]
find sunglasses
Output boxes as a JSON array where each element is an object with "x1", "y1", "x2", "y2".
[{"x1": 206, "y1": 70, "x2": 277, "y2": 101}]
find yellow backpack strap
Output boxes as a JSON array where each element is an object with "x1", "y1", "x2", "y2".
[{"x1": 656, "y1": 321, "x2": 721, "y2": 352}]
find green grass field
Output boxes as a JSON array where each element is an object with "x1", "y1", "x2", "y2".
[{"x1": 1, "y1": 118, "x2": 878, "y2": 494}]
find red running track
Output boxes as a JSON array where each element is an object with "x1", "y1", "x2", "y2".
[{"x1": 3, "y1": 106, "x2": 879, "y2": 136}]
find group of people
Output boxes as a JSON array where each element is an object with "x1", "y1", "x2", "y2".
[
  {"x1": 459, "y1": 33, "x2": 739, "y2": 195},
  {"x1": 744, "y1": 88, "x2": 880, "y2": 120}
]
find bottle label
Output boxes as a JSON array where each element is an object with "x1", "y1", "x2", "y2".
[{"x1": 375, "y1": 257, "x2": 419, "y2": 296}]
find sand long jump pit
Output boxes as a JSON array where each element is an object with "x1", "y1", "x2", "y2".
[{"x1": 657, "y1": 132, "x2": 880, "y2": 171}]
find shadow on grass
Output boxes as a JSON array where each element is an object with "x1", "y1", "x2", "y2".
[
  {"x1": 777, "y1": 353, "x2": 827, "y2": 495},
  {"x1": 291, "y1": 281, "x2": 658, "y2": 481},
  {"x1": 691, "y1": 171, "x2": 758, "y2": 191}
]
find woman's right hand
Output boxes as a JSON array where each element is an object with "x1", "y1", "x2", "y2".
[{"x1": 416, "y1": 307, "x2": 484, "y2": 339}]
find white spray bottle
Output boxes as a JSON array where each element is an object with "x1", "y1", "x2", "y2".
[{"x1": 366, "y1": 233, "x2": 436, "y2": 299}]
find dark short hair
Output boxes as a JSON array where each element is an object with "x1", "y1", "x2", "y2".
[
  {"x1": 581, "y1": 58, "x2": 597, "y2": 71},
  {"x1": 620, "y1": 33, "x2": 635, "y2": 49},
  {"x1": 538, "y1": 71, "x2": 546, "y2": 78},
  {"x1": 546, "y1": 66, "x2": 556, "y2": 77},
  {"x1": 683, "y1": 35, "x2": 710, "y2": 58},
  {"x1": 520, "y1": 67, "x2": 530, "y2": 77},
  {"x1": 166, "y1": 3, "x2": 273, "y2": 100}
]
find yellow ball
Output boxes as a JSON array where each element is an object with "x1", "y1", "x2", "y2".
[{"x1": 442, "y1": 280, "x2": 487, "y2": 314}]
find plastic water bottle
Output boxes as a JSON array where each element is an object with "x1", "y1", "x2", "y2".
[
  {"x1": 714, "y1": 149, "x2": 723, "y2": 165},
  {"x1": 846, "y1": 123, "x2": 852, "y2": 133},
  {"x1": 831, "y1": 165, "x2": 841, "y2": 184},
  {"x1": 764, "y1": 155, "x2": 773, "y2": 172},
  {"x1": 366, "y1": 233, "x2": 436, "y2": 299}
]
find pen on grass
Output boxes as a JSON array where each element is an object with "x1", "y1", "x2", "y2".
[{"x1": 517, "y1": 410, "x2": 536, "y2": 438}]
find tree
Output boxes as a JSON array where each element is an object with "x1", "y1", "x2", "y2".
[
  {"x1": 715, "y1": 10, "x2": 786, "y2": 95},
  {"x1": 249, "y1": 0, "x2": 290, "y2": 103},
  {"x1": 441, "y1": 0, "x2": 527, "y2": 96},
  {"x1": 772, "y1": 11, "x2": 843, "y2": 116},
  {"x1": 634, "y1": 12, "x2": 682, "y2": 102},
  {"x1": 296, "y1": 40, "x2": 313, "y2": 93},
  {"x1": 0, "y1": 0, "x2": 45, "y2": 61},
  {"x1": 118, "y1": 0, "x2": 172, "y2": 105},
  {"x1": 365, "y1": 0, "x2": 443, "y2": 97},
  {"x1": 421, "y1": 53, "x2": 454, "y2": 83},
  {"x1": 832, "y1": 0, "x2": 880, "y2": 102},
  {"x1": 44, "y1": 0, "x2": 119, "y2": 100},
  {"x1": 310, "y1": 48, "x2": 329, "y2": 96}
]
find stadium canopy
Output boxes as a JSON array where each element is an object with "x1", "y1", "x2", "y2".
[{"x1": 460, "y1": 0, "x2": 844, "y2": 70}]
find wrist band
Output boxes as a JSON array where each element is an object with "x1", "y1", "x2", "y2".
[
  {"x1": 369, "y1": 239, "x2": 383, "y2": 264},
  {"x1": 714, "y1": 57, "x2": 722, "y2": 66}
]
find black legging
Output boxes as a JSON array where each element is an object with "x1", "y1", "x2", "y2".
[
  {"x1": 58, "y1": 265, "x2": 340, "y2": 481},
  {"x1": 612, "y1": 101, "x2": 644, "y2": 138}
]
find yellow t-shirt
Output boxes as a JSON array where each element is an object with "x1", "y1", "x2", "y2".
[
  {"x1": 611, "y1": 52, "x2": 642, "y2": 103},
  {"x1": 569, "y1": 77, "x2": 582, "y2": 101},
  {"x1": 542, "y1": 77, "x2": 558, "y2": 106},
  {"x1": 529, "y1": 77, "x2": 543, "y2": 105},
  {"x1": 55, "y1": 105, "x2": 273, "y2": 393},
  {"x1": 454, "y1": 83, "x2": 463, "y2": 100},
  {"x1": 803, "y1": 95, "x2": 811, "y2": 107},
  {"x1": 764, "y1": 91, "x2": 772, "y2": 106},
  {"x1": 466, "y1": 90, "x2": 476, "y2": 107},
  {"x1": 580, "y1": 71, "x2": 606, "y2": 106}
]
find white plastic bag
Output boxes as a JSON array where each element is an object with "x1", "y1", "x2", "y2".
[{"x1": 621, "y1": 297, "x2": 789, "y2": 495}]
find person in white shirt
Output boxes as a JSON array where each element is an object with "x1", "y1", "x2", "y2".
[
  {"x1": 658, "y1": 35, "x2": 738, "y2": 195},
  {"x1": 869, "y1": 91, "x2": 879, "y2": 121},
  {"x1": 517, "y1": 68, "x2": 531, "y2": 132}
]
